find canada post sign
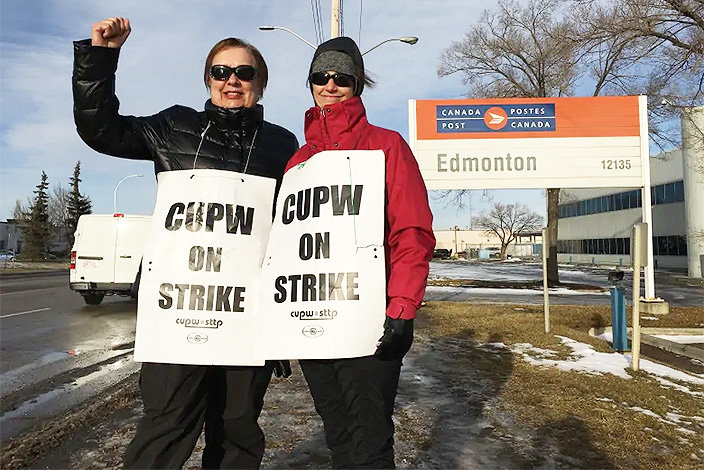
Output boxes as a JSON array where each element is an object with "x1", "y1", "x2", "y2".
[
  {"x1": 409, "y1": 96, "x2": 649, "y2": 190},
  {"x1": 437, "y1": 104, "x2": 555, "y2": 133}
]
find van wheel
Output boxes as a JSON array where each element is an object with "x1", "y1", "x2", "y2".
[{"x1": 83, "y1": 293, "x2": 104, "y2": 305}]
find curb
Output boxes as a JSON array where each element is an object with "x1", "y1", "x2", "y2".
[
  {"x1": 637, "y1": 332, "x2": 704, "y2": 361},
  {"x1": 590, "y1": 326, "x2": 704, "y2": 361},
  {"x1": 0, "y1": 270, "x2": 68, "y2": 280}
]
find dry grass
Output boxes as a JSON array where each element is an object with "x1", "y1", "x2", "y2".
[
  {"x1": 417, "y1": 302, "x2": 704, "y2": 470},
  {"x1": 0, "y1": 261, "x2": 68, "y2": 273}
]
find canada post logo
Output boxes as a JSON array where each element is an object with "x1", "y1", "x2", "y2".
[{"x1": 436, "y1": 104, "x2": 555, "y2": 133}]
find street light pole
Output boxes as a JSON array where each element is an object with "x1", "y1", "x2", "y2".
[
  {"x1": 361, "y1": 37, "x2": 418, "y2": 56},
  {"x1": 258, "y1": 26, "x2": 316, "y2": 49},
  {"x1": 113, "y1": 174, "x2": 143, "y2": 214},
  {"x1": 260, "y1": 4, "x2": 418, "y2": 54}
]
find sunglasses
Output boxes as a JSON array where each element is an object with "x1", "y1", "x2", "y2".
[
  {"x1": 309, "y1": 71, "x2": 357, "y2": 88},
  {"x1": 209, "y1": 65, "x2": 258, "y2": 82}
]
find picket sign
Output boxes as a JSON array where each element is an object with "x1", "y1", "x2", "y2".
[
  {"x1": 254, "y1": 150, "x2": 387, "y2": 360},
  {"x1": 134, "y1": 169, "x2": 275, "y2": 365}
]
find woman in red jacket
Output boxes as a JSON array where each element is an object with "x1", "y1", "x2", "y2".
[{"x1": 287, "y1": 36, "x2": 435, "y2": 468}]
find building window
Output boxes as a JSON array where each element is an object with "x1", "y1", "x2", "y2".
[
  {"x1": 558, "y1": 180, "x2": 685, "y2": 219},
  {"x1": 678, "y1": 235, "x2": 688, "y2": 255},
  {"x1": 557, "y1": 236, "x2": 683, "y2": 256},
  {"x1": 667, "y1": 235, "x2": 678, "y2": 255},
  {"x1": 673, "y1": 180, "x2": 684, "y2": 202},
  {"x1": 651, "y1": 235, "x2": 689, "y2": 256},
  {"x1": 627, "y1": 190, "x2": 638, "y2": 209}
]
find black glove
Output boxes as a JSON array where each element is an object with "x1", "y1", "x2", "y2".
[
  {"x1": 375, "y1": 317, "x2": 414, "y2": 360},
  {"x1": 272, "y1": 360, "x2": 292, "y2": 378}
]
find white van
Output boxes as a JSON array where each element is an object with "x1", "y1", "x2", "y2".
[{"x1": 69, "y1": 214, "x2": 151, "y2": 305}]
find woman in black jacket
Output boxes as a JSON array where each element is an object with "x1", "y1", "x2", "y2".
[{"x1": 72, "y1": 17, "x2": 297, "y2": 469}]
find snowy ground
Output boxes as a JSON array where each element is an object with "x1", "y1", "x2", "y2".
[
  {"x1": 15, "y1": 260, "x2": 703, "y2": 468},
  {"x1": 426, "y1": 260, "x2": 703, "y2": 307},
  {"x1": 429, "y1": 260, "x2": 609, "y2": 285},
  {"x1": 50, "y1": 328, "x2": 703, "y2": 470}
]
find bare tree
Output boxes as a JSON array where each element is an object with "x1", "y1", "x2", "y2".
[
  {"x1": 571, "y1": 0, "x2": 704, "y2": 249},
  {"x1": 571, "y1": 0, "x2": 704, "y2": 148},
  {"x1": 438, "y1": 0, "x2": 579, "y2": 282},
  {"x1": 438, "y1": 0, "x2": 579, "y2": 98},
  {"x1": 473, "y1": 203, "x2": 544, "y2": 259},
  {"x1": 571, "y1": 0, "x2": 702, "y2": 89},
  {"x1": 682, "y1": 107, "x2": 704, "y2": 176},
  {"x1": 12, "y1": 198, "x2": 31, "y2": 221},
  {"x1": 49, "y1": 184, "x2": 71, "y2": 250},
  {"x1": 436, "y1": 0, "x2": 702, "y2": 280}
]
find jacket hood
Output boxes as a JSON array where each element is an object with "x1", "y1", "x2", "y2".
[{"x1": 308, "y1": 37, "x2": 365, "y2": 96}]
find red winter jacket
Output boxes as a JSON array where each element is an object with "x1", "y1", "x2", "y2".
[{"x1": 285, "y1": 97, "x2": 435, "y2": 320}]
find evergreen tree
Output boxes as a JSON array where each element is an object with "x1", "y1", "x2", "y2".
[
  {"x1": 23, "y1": 171, "x2": 52, "y2": 260},
  {"x1": 67, "y1": 161, "x2": 92, "y2": 245}
]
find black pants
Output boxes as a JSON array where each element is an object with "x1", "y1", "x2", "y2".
[
  {"x1": 300, "y1": 355, "x2": 402, "y2": 469},
  {"x1": 123, "y1": 362, "x2": 273, "y2": 469}
]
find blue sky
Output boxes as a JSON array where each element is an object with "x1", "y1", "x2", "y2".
[{"x1": 0, "y1": 0, "x2": 547, "y2": 229}]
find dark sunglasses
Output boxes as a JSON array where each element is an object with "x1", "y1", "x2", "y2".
[
  {"x1": 309, "y1": 71, "x2": 356, "y2": 88},
  {"x1": 209, "y1": 65, "x2": 258, "y2": 82}
]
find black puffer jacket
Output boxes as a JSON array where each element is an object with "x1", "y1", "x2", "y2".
[{"x1": 72, "y1": 39, "x2": 298, "y2": 188}]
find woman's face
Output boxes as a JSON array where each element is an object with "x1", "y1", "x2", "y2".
[
  {"x1": 209, "y1": 47, "x2": 260, "y2": 108},
  {"x1": 312, "y1": 70, "x2": 355, "y2": 108}
]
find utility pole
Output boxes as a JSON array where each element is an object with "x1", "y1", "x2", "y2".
[{"x1": 331, "y1": 0, "x2": 340, "y2": 38}]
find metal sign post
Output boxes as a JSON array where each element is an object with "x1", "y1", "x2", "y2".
[
  {"x1": 631, "y1": 222, "x2": 648, "y2": 371},
  {"x1": 542, "y1": 227, "x2": 550, "y2": 333},
  {"x1": 638, "y1": 96, "x2": 656, "y2": 298}
]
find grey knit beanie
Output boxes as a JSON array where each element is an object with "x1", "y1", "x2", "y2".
[
  {"x1": 309, "y1": 37, "x2": 366, "y2": 96},
  {"x1": 311, "y1": 51, "x2": 357, "y2": 77}
]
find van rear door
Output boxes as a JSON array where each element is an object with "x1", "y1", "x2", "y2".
[
  {"x1": 74, "y1": 216, "x2": 118, "y2": 284},
  {"x1": 113, "y1": 215, "x2": 151, "y2": 283}
]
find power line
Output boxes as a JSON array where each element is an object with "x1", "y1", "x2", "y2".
[
  {"x1": 310, "y1": 0, "x2": 323, "y2": 45},
  {"x1": 309, "y1": 0, "x2": 317, "y2": 44},
  {"x1": 340, "y1": 0, "x2": 344, "y2": 36},
  {"x1": 316, "y1": 0, "x2": 324, "y2": 43},
  {"x1": 358, "y1": 0, "x2": 363, "y2": 45}
]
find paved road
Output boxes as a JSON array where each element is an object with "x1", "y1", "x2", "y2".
[{"x1": 0, "y1": 272, "x2": 138, "y2": 442}]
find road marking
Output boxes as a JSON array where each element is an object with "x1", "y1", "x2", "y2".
[
  {"x1": 0, "y1": 287, "x2": 57, "y2": 296},
  {"x1": 0, "y1": 307, "x2": 51, "y2": 319}
]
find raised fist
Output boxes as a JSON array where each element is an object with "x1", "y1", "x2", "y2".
[{"x1": 91, "y1": 17, "x2": 131, "y2": 48}]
